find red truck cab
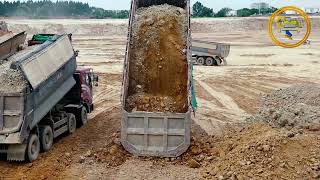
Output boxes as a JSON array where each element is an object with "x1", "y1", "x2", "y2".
[
  {"x1": 64, "y1": 66, "x2": 98, "y2": 126},
  {"x1": 75, "y1": 67, "x2": 98, "y2": 112}
]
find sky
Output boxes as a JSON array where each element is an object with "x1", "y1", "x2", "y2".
[{"x1": 2, "y1": 0, "x2": 320, "y2": 11}]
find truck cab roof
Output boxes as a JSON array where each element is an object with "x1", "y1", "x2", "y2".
[{"x1": 76, "y1": 66, "x2": 92, "y2": 73}]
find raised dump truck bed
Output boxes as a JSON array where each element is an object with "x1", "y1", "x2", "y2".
[
  {"x1": 0, "y1": 32, "x2": 27, "y2": 60},
  {"x1": 121, "y1": 0, "x2": 192, "y2": 157},
  {"x1": 192, "y1": 39, "x2": 230, "y2": 66}
]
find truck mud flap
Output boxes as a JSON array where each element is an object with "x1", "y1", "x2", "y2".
[
  {"x1": 0, "y1": 144, "x2": 27, "y2": 161},
  {"x1": 121, "y1": 111, "x2": 191, "y2": 157}
]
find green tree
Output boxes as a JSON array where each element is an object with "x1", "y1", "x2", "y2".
[
  {"x1": 237, "y1": 8, "x2": 255, "y2": 17},
  {"x1": 215, "y1": 7, "x2": 232, "y2": 17},
  {"x1": 0, "y1": 0, "x2": 129, "y2": 19},
  {"x1": 192, "y1": 1, "x2": 214, "y2": 17}
]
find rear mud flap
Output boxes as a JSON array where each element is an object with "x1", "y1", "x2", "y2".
[
  {"x1": 121, "y1": 111, "x2": 191, "y2": 157},
  {"x1": 7, "y1": 144, "x2": 27, "y2": 161}
]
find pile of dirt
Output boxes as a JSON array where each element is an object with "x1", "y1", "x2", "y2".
[
  {"x1": 193, "y1": 85, "x2": 320, "y2": 179},
  {"x1": 126, "y1": 4, "x2": 188, "y2": 113},
  {"x1": 0, "y1": 61, "x2": 27, "y2": 93},
  {"x1": 249, "y1": 84, "x2": 320, "y2": 131},
  {"x1": 199, "y1": 123, "x2": 320, "y2": 179}
]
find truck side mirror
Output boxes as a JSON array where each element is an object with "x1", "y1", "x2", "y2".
[
  {"x1": 93, "y1": 74, "x2": 99, "y2": 87},
  {"x1": 94, "y1": 74, "x2": 99, "y2": 82}
]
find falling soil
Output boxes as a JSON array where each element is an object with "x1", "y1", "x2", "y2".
[{"x1": 126, "y1": 4, "x2": 188, "y2": 113}]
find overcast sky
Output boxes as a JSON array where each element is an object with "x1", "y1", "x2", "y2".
[{"x1": 2, "y1": 0, "x2": 320, "y2": 11}]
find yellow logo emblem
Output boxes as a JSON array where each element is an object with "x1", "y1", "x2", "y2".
[{"x1": 268, "y1": 6, "x2": 311, "y2": 48}]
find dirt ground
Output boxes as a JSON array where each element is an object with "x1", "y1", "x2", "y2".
[{"x1": 0, "y1": 17, "x2": 320, "y2": 179}]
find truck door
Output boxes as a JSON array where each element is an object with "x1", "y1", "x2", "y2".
[{"x1": 81, "y1": 72, "x2": 93, "y2": 111}]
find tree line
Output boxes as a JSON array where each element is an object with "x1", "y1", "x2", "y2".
[
  {"x1": 0, "y1": 1, "x2": 276, "y2": 19},
  {"x1": 0, "y1": 0, "x2": 129, "y2": 19},
  {"x1": 192, "y1": 2, "x2": 277, "y2": 18}
]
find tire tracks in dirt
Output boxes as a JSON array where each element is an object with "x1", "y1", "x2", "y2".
[
  {"x1": 196, "y1": 79, "x2": 247, "y2": 115},
  {"x1": 193, "y1": 79, "x2": 248, "y2": 135}
]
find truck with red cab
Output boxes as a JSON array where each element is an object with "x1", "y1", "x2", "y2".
[{"x1": 0, "y1": 34, "x2": 98, "y2": 161}]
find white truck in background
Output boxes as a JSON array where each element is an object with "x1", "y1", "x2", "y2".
[{"x1": 192, "y1": 40, "x2": 230, "y2": 66}]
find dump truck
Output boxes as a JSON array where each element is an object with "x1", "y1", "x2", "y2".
[
  {"x1": 0, "y1": 34, "x2": 98, "y2": 162},
  {"x1": 121, "y1": 0, "x2": 192, "y2": 157},
  {"x1": 192, "y1": 40, "x2": 230, "y2": 66},
  {"x1": 0, "y1": 32, "x2": 27, "y2": 60}
]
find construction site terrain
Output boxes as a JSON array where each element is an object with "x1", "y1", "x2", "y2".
[{"x1": 0, "y1": 17, "x2": 320, "y2": 179}]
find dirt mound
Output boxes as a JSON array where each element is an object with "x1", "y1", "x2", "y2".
[
  {"x1": 249, "y1": 84, "x2": 320, "y2": 131},
  {"x1": 200, "y1": 123, "x2": 320, "y2": 179},
  {"x1": 194, "y1": 85, "x2": 320, "y2": 179},
  {"x1": 126, "y1": 4, "x2": 188, "y2": 113}
]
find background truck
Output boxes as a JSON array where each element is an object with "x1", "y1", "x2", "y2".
[
  {"x1": 28, "y1": 34, "x2": 58, "y2": 46},
  {"x1": 121, "y1": 0, "x2": 192, "y2": 157},
  {"x1": 0, "y1": 34, "x2": 97, "y2": 162},
  {"x1": 0, "y1": 32, "x2": 27, "y2": 60},
  {"x1": 192, "y1": 40, "x2": 230, "y2": 66}
]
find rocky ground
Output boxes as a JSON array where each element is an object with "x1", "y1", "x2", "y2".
[
  {"x1": 0, "y1": 60, "x2": 26, "y2": 93},
  {"x1": 249, "y1": 85, "x2": 320, "y2": 131},
  {"x1": 0, "y1": 16, "x2": 319, "y2": 179}
]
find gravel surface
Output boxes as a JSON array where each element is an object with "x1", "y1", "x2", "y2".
[
  {"x1": 249, "y1": 84, "x2": 320, "y2": 131},
  {"x1": 126, "y1": 4, "x2": 188, "y2": 113},
  {"x1": 0, "y1": 61, "x2": 26, "y2": 93},
  {"x1": 200, "y1": 123, "x2": 320, "y2": 179}
]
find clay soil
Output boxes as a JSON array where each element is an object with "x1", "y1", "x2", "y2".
[
  {"x1": 126, "y1": 5, "x2": 188, "y2": 113},
  {"x1": 0, "y1": 16, "x2": 320, "y2": 179}
]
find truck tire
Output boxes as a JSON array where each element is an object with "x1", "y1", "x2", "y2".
[
  {"x1": 197, "y1": 57, "x2": 205, "y2": 65},
  {"x1": 68, "y1": 114, "x2": 77, "y2": 134},
  {"x1": 77, "y1": 107, "x2": 88, "y2": 127},
  {"x1": 223, "y1": 59, "x2": 228, "y2": 66},
  {"x1": 214, "y1": 57, "x2": 222, "y2": 66},
  {"x1": 40, "y1": 126, "x2": 53, "y2": 152},
  {"x1": 25, "y1": 134, "x2": 40, "y2": 162},
  {"x1": 205, "y1": 57, "x2": 214, "y2": 66}
]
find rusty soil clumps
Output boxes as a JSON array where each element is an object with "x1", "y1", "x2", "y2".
[{"x1": 126, "y1": 4, "x2": 188, "y2": 113}]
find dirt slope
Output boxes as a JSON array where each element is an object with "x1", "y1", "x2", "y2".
[{"x1": 201, "y1": 123, "x2": 320, "y2": 179}]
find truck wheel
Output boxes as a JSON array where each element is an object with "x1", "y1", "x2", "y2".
[
  {"x1": 214, "y1": 57, "x2": 222, "y2": 66},
  {"x1": 197, "y1": 57, "x2": 205, "y2": 65},
  {"x1": 40, "y1": 126, "x2": 53, "y2": 152},
  {"x1": 68, "y1": 114, "x2": 77, "y2": 134},
  {"x1": 78, "y1": 107, "x2": 88, "y2": 126},
  {"x1": 205, "y1": 57, "x2": 214, "y2": 66},
  {"x1": 25, "y1": 134, "x2": 40, "y2": 162},
  {"x1": 223, "y1": 59, "x2": 228, "y2": 66}
]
